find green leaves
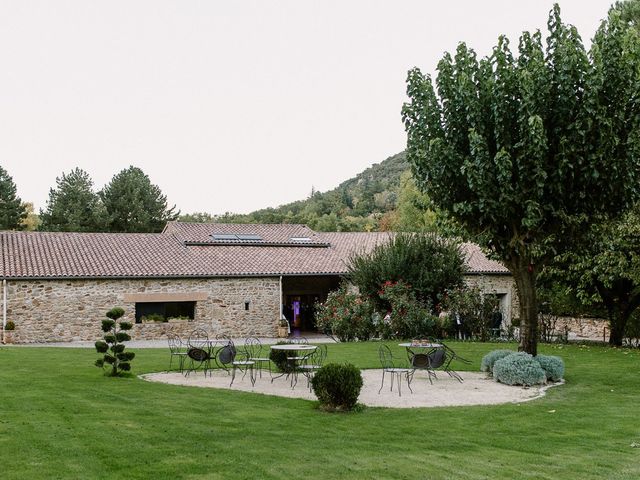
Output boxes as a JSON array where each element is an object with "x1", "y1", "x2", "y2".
[
  {"x1": 100, "y1": 166, "x2": 179, "y2": 233},
  {"x1": 0, "y1": 166, "x2": 27, "y2": 230}
]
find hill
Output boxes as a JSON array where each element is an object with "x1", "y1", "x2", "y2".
[{"x1": 181, "y1": 151, "x2": 413, "y2": 231}]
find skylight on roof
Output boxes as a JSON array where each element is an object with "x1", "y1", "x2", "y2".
[
  {"x1": 211, "y1": 234, "x2": 238, "y2": 240},
  {"x1": 236, "y1": 234, "x2": 263, "y2": 241},
  {"x1": 211, "y1": 233, "x2": 264, "y2": 241},
  {"x1": 289, "y1": 237, "x2": 311, "y2": 242}
]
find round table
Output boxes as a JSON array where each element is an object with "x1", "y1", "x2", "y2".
[{"x1": 270, "y1": 344, "x2": 316, "y2": 387}]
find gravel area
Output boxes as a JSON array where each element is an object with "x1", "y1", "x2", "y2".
[{"x1": 141, "y1": 369, "x2": 561, "y2": 409}]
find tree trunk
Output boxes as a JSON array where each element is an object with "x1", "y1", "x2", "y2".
[
  {"x1": 608, "y1": 311, "x2": 626, "y2": 347},
  {"x1": 511, "y1": 261, "x2": 538, "y2": 356}
]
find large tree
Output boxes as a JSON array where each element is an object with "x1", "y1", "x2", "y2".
[
  {"x1": 402, "y1": 5, "x2": 640, "y2": 354},
  {"x1": 0, "y1": 166, "x2": 27, "y2": 230},
  {"x1": 100, "y1": 166, "x2": 178, "y2": 233},
  {"x1": 558, "y1": 205, "x2": 640, "y2": 346},
  {"x1": 39, "y1": 168, "x2": 105, "y2": 232}
]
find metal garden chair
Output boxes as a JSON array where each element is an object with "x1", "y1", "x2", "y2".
[
  {"x1": 245, "y1": 337, "x2": 271, "y2": 378},
  {"x1": 378, "y1": 344, "x2": 415, "y2": 396},
  {"x1": 167, "y1": 332, "x2": 188, "y2": 373}
]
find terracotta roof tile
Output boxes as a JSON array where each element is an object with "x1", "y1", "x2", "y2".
[{"x1": 0, "y1": 223, "x2": 509, "y2": 279}]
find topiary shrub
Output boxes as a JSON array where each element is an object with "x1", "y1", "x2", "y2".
[
  {"x1": 535, "y1": 354, "x2": 565, "y2": 382},
  {"x1": 95, "y1": 307, "x2": 135, "y2": 377},
  {"x1": 493, "y1": 352, "x2": 546, "y2": 386},
  {"x1": 480, "y1": 349, "x2": 515, "y2": 375},
  {"x1": 4, "y1": 320, "x2": 15, "y2": 331},
  {"x1": 311, "y1": 363, "x2": 363, "y2": 411}
]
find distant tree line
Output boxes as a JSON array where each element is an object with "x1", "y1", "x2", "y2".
[{"x1": 0, "y1": 165, "x2": 178, "y2": 233}]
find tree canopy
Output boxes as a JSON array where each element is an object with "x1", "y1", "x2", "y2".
[
  {"x1": 100, "y1": 166, "x2": 178, "y2": 233},
  {"x1": 0, "y1": 166, "x2": 27, "y2": 230},
  {"x1": 347, "y1": 232, "x2": 466, "y2": 310},
  {"x1": 402, "y1": 4, "x2": 640, "y2": 354},
  {"x1": 39, "y1": 168, "x2": 104, "y2": 232}
]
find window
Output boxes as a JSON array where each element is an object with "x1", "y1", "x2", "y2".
[{"x1": 135, "y1": 301, "x2": 196, "y2": 323}]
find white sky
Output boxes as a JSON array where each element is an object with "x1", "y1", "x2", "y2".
[{"x1": 0, "y1": 0, "x2": 613, "y2": 215}]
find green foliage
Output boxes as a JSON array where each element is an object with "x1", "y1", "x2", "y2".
[
  {"x1": 38, "y1": 168, "x2": 104, "y2": 232},
  {"x1": 480, "y1": 349, "x2": 515, "y2": 374},
  {"x1": 444, "y1": 285, "x2": 501, "y2": 340},
  {"x1": 493, "y1": 352, "x2": 547, "y2": 386},
  {"x1": 4, "y1": 320, "x2": 16, "y2": 331},
  {"x1": 0, "y1": 166, "x2": 27, "y2": 230},
  {"x1": 191, "y1": 152, "x2": 409, "y2": 232},
  {"x1": 268, "y1": 341, "x2": 296, "y2": 373},
  {"x1": 100, "y1": 166, "x2": 178, "y2": 233},
  {"x1": 106, "y1": 307, "x2": 125, "y2": 320},
  {"x1": 314, "y1": 284, "x2": 376, "y2": 341},
  {"x1": 311, "y1": 363, "x2": 363, "y2": 411},
  {"x1": 378, "y1": 280, "x2": 439, "y2": 339},
  {"x1": 348, "y1": 232, "x2": 466, "y2": 309},
  {"x1": 535, "y1": 354, "x2": 565, "y2": 382},
  {"x1": 402, "y1": 5, "x2": 640, "y2": 355},
  {"x1": 140, "y1": 313, "x2": 166, "y2": 323},
  {"x1": 101, "y1": 319, "x2": 115, "y2": 332},
  {"x1": 552, "y1": 204, "x2": 640, "y2": 346},
  {"x1": 94, "y1": 307, "x2": 135, "y2": 377}
]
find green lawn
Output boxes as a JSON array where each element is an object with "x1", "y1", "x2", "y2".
[{"x1": 0, "y1": 341, "x2": 638, "y2": 479}]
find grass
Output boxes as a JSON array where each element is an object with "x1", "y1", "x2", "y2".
[{"x1": 0, "y1": 341, "x2": 639, "y2": 479}]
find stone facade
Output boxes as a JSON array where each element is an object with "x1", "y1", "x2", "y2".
[
  {"x1": 5, "y1": 277, "x2": 280, "y2": 343},
  {"x1": 554, "y1": 316, "x2": 608, "y2": 341},
  {"x1": 464, "y1": 274, "x2": 519, "y2": 324}
]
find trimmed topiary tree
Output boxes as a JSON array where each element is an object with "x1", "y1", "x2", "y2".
[
  {"x1": 311, "y1": 363, "x2": 363, "y2": 411},
  {"x1": 493, "y1": 352, "x2": 546, "y2": 386},
  {"x1": 480, "y1": 349, "x2": 515, "y2": 375},
  {"x1": 95, "y1": 307, "x2": 135, "y2": 376},
  {"x1": 535, "y1": 354, "x2": 565, "y2": 382}
]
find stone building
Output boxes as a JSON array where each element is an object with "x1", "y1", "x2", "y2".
[{"x1": 0, "y1": 222, "x2": 516, "y2": 343}]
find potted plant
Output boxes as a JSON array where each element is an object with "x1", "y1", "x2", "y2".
[
  {"x1": 277, "y1": 317, "x2": 289, "y2": 338},
  {"x1": 3, "y1": 320, "x2": 15, "y2": 344}
]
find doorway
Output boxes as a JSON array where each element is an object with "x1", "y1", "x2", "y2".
[{"x1": 282, "y1": 275, "x2": 341, "y2": 333}]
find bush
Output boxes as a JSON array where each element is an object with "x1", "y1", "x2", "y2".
[
  {"x1": 378, "y1": 280, "x2": 439, "y2": 339},
  {"x1": 140, "y1": 313, "x2": 166, "y2": 322},
  {"x1": 347, "y1": 232, "x2": 466, "y2": 309},
  {"x1": 480, "y1": 350, "x2": 515, "y2": 374},
  {"x1": 493, "y1": 352, "x2": 546, "y2": 386},
  {"x1": 4, "y1": 320, "x2": 15, "y2": 331},
  {"x1": 311, "y1": 363, "x2": 363, "y2": 411},
  {"x1": 268, "y1": 341, "x2": 296, "y2": 373},
  {"x1": 314, "y1": 284, "x2": 375, "y2": 341},
  {"x1": 535, "y1": 354, "x2": 565, "y2": 382}
]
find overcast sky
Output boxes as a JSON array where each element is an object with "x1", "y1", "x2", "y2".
[{"x1": 0, "y1": 0, "x2": 613, "y2": 215}]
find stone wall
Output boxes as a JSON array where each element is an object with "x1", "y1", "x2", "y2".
[
  {"x1": 464, "y1": 274, "x2": 519, "y2": 324},
  {"x1": 5, "y1": 277, "x2": 280, "y2": 343},
  {"x1": 554, "y1": 316, "x2": 608, "y2": 341}
]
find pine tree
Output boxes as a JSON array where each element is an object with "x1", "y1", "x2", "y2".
[{"x1": 0, "y1": 166, "x2": 27, "y2": 230}]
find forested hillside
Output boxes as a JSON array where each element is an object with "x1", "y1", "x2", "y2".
[{"x1": 181, "y1": 151, "x2": 434, "y2": 232}]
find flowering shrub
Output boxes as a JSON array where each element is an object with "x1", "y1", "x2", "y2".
[
  {"x1": 315, "y1": 285, "x2": 375, "y2": 342},
  {"x1": 378, "y1": 280, "x2": 438, "y2": 339}
]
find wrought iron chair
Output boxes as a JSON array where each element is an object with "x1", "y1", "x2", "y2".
[
  {"x1": 167, "y1": 332, "x2": 188, "y2": 373},
  {"x1": 298, "y1": 343, "x2": 328, "y2": 390},
  {"x1": 185, "y1": 328, "x2": 212, "y2": 376},
  {"x1": 426, "y1": 343, "x2": 470, "y2": 383},
  {"x1": 245, "y1": 337, "x2": 271, "y2": 378},
  {"x1": 378, "y1": 344, "x2": 415, "y2": 396},
  {"x1": 215, "y1": 339, "x2": 256, "y2": 387}
]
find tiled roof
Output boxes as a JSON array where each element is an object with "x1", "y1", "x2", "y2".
[{"x1": 0, "y1": 223, "x2": 509, "y2": 279}]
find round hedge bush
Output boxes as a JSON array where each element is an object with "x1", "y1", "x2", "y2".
[
  {"x1": 493, "y1": 352, "x2": 546, "y2": 386},
  {"x1": 311, "y1": 363, "x2": 363, "y2": 411},
  {"x1": 535, "y1": 354, "x2": 565, "y2": 382},
  {"x1": 480, "y1": 349, "x2": 515, "y2": 374}
]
